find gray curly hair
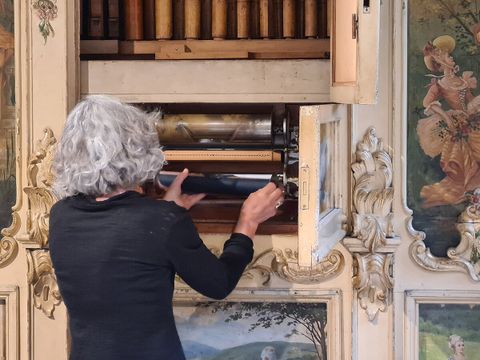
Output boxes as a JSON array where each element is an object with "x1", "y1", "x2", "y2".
[{"x1": 53, "y1": 95, "x2": 165, "y2": 198}]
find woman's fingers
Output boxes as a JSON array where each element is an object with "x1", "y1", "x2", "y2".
[
  {"x1": 170, "y1": 168, "x2": 189, "y2": 191},
  {"x1": 182, "y1": 193, "x2": 206, "y2": 210}
]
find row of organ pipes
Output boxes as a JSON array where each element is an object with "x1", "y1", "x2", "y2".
[{"x1": 125, "y1": 0, "x2": 328, "y2": 40}]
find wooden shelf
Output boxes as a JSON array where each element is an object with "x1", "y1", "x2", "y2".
[{"x1": 80, "y1": 39, "x2": 330, "y2": 60}]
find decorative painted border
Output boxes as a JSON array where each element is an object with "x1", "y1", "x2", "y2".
[
  {"x1": 0, "y1": 286, "x2": 20, "y2": 360},
  {"x1": 174, "y1": 288, "x2": 343, "y2": 360},
  {"x1": 404, "y1": 290, "x2": 480, "y2": 360},
  {"x1": 32, "y1": 0, "x2": 58, "y2": 42}
]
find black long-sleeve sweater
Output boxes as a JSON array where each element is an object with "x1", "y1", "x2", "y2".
[{"x1": 49, "y1": 191, "x2": 253, "y2": 360}]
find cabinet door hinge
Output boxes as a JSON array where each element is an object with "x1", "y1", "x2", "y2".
[{"x1": 352, "y1": 13, "x2": 359, "y2": 40}]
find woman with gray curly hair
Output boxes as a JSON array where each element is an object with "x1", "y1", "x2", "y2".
[{"x1": 49, "y1": 95, "x2": 283, "y2": 360}]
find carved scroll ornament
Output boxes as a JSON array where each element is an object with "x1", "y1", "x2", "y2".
[
  {"x1": 410, "y1": 189, "x2": 480, "y2": 281},
  {"x1": 27, "y1": 249, "x2": 62, "y2": 318},
  {"x1": 351, "y1": 127, "x2": 394, "y2": 251},
  {"x1": 176, "y1": 247, "x2": 344, "y2": 286},
  {"x1": 353, "y1": 253, "x2": 393, "y2": 322},
  {"x1": 271, "y1": 248, "x2": 344, "y2": 284},
  {"x1": 23, "y1": 128, "x2": 57, "y2": 247},
  {"x1": 346, "y1": 127, "x2": 397, "y2": 322},
  {"x1": 23, "y1": 129, "x2": 62, "y2": 318},
  {"x1": 0, "y1": 213, "x2": 19, "y2": 268}
]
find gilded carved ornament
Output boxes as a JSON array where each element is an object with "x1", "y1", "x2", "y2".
[
  {"x1": 23, "y1": 129, "x2": 62, "y2": 317},
  {"x1": 410, "y1": 189, "x2": 480, "y2": 281},
  {"x1": 176, "y1": 248, "x2": 344, "y2": 286},
  {"x1": 27, "y1": 249, "x2": 62, "y2": 318},
  {"x1": 346, "y1": 127, "x2": 397, "y2": 322},
  {"x1": 24, "y1": 128, "x2": 57, "y2": 248},
  {"x1": 0, "y1": 212, "x2": 19, "y2": 268},
  {"x1": 32, "y1": 0, "x2": 58, "y2": 42}
]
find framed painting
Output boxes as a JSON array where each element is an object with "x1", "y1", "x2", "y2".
[
  {"x1": 173, "y1": 289, "x2": 342, "y2": 360},
  {"x1": 0, "y1": 0, "x2": 16, "y2": 231},
  {"x1": 0, "y1": 286, "x2": 19, "y2": 360},
  {"x1": 407, "y1": 0, "x2": 480, "y2": 256},
  {"x1": 405, "y1": 290, "x2": 480, "y2": 360}
]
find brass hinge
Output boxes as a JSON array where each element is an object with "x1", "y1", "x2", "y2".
[{"x1": 352, "y1": 13, "x2": 359, "y2": 40}]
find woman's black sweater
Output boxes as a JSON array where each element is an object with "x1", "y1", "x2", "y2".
[{"x1": 49, "y1": 191, "x2": 253, "y2": 360}]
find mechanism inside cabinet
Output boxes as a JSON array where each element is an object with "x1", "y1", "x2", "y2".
[{"x1": 141, "y1": 103, "x2": 306, "y2": 234}]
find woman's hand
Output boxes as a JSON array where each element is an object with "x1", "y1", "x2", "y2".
[
  {"x1": 162, "y1": 169, "x2": 206, "y2": 210},
  {"x1": 234, "y1": 182, "x2": 284, "y2": 239}
]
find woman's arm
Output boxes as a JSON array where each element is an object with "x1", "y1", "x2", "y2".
[
  {"x1": 165, "y1": 213, "x2": 254, "y2": 300},
  {"x1": 162, "y1": 170, "x2": 283, "y2": 299}
]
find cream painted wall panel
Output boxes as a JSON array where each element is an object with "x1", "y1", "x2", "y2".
[
  {"x1": 31, "y1": 7, "x2": 70, "y2": 138},
  {"x1": 345, "y1": 1, "x2": 395, "y2": 359},
  {"x1": 32, "y1": 306, "x2": 68, "y2": 360},
  {"x1": 80, "y1": 60, "x2": 331, "y2": 103}
]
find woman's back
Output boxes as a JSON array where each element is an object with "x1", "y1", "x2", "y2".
[{"x1": 50, "y1": 191, "x2": 187, "y2": 360}]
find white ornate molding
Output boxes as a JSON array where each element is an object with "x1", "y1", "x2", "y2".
[
  {"x1": 0, "y1": 212, "x2": 19, "y2": 268},
  {"x1": 27, "y1": 249, "x2": 62, "y2": 318},
  {"x1": 176, "y1": 248, "x2": 344, "y2": 286},
  {"x1": 410, "y1": 190, "x2": 480, "y2": 281},
  {"x1": 271, "y1": 248, "x2": 344, "y2": 284},
  {"x1": 23, "y1": 128, "x2": 57, "y2": 247},
  {"x1": 351, "y1": 127, "x2": 394, "y2": 251},
  {"x1": 353, "y1": 253, "x2": 393, "y2": 322},
  {"x1": 345, "y1": 127, "x2": 397, "y2": 322}
]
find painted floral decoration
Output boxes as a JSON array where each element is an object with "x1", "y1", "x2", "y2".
[{"x1": 32, "y1": 0, "x2": 58, "y2": 42}]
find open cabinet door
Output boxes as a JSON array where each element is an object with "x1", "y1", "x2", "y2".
[
  {"x1": 330, "y1": 0, "x2": 380, "y2": 104},
  {"x1": 297, "y1": 105, "x2": 347, "y2": 267}
]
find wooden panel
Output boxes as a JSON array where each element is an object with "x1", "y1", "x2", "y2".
[
  {"x1": 119, "y1": 38, "x2": 329, "y2": 55},
  {"x1": 80, "y1": 59, "x2": 331, "y2": 103},
  {"x1": 332, "y1": 0, "x2": 356, "y2": 84},
  {"x1": 297, "y1": 104, "x2": 347, "y2": 266},
  {"x1": 330, "y1": 0, "x2": 381, "y2": 104}
]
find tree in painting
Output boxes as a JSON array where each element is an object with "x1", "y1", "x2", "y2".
[
  {"x1": 204, "y1": 302, "x2": 328, "y2": 360},
  {"x1": 413, "y1": 0, "x2": 480, "y2": 55}
]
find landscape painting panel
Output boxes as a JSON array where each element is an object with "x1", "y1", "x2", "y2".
[
  {"x1": 407, "y1": 0, "x2": 480, "y2": 256},
  {"x1": 0, "y1": 0, "x2": 15, "y2": 231},
  {"x1": 174, "y1": 301, "x2": 328, "y2": 360},
  {"x1": 419, "y1": 303, "x2": 480, "y2": 360}
]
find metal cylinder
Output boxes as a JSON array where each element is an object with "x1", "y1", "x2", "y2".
[
  {"x1": 212, "y1": 0, "x2": 228, "y2": 39},
  {"x1": 184, "y1": 0, "x2": 201, "y2": 39},
  {"x1": 156, "y1": 173, "x2": 272, "y2": 196},
  {"x1": 155, "y1": 0, "x2": 173, "y2": 39},
  {"x1": 157, "y1": 114, "x2": 272, "y2": 147}
]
